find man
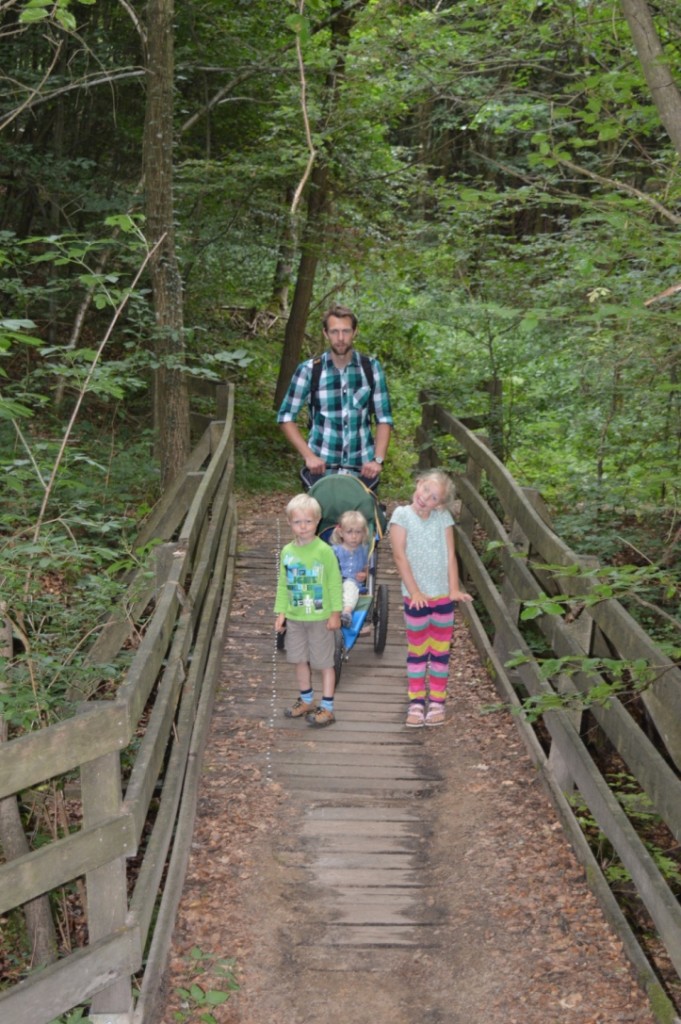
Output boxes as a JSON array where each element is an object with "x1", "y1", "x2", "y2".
[{"x1": 277, "y1": 305, "x2": 393, "y2": 490}]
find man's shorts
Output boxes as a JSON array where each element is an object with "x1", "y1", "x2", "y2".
[{"x1": 285, "y1": 619, "x2": 335, "y2": 669}]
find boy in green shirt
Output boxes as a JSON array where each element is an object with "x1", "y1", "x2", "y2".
[{"x1": 275, "y1": 493, "x2": 343, "y2": 727}]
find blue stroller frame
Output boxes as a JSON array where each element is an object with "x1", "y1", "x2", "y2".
[{"x1": 307, "y1": 473, "x2": 389, "y2": 685}]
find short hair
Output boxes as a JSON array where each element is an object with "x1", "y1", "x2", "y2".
[
  {"x1": 330, "y1": 509, "x2": 370, "y2": 545},
  {"x1": 416, "y1": 469, "x2": 456, "y2": 512},
  {"x1": 323, "y1": 305, "x2": 358, "y2": 331},
  {"x1": 286, "y1": 493, "x2": 321, "y2": 521}
]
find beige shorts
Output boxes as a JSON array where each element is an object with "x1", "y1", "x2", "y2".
[{"x1": 285, "y1": 619, "x2": 335, "y2": 670}]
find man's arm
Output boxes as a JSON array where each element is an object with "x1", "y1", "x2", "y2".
[
  {"x1": 279, "y1": 421, "x2": 326, "y2": 474},
  {"x1": 277, "y1": 360, "x2": 327, "y2": 473},
  {"x1": 361, "y1": 421, "x2": 391, "y2": 480}
]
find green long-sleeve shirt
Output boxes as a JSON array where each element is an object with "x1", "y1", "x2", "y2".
[{"x1": 275, "y1": 536, "x2": 343, "y2": 621}]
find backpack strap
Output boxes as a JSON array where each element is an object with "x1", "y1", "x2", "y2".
[{"x1": 309, "y1": 353, "x2": 375, "y2": 420}]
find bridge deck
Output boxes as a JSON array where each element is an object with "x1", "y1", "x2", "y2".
[{"x1": 165, "y1": 509, "x2": 657, "y2": 1024}]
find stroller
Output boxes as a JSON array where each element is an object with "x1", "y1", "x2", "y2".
[{"x1": 307, "y1": 473, "x2": 389, "y2": 685}]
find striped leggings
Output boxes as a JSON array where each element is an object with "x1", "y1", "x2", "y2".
[{"x1": 403, "y1": 596, "x2": 455, "y2": 703}]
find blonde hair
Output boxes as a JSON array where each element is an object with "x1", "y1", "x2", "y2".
[
  {"x1": 286, "y1": 493, "x2": 321, "y2": 521},
  {"x1": 330, "y1": 509, "x2": 370, "y2": 545},
  {"x1": 416, "y1": 469, "x2": 456, "y2": 512}
]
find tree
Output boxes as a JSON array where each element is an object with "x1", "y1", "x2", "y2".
[
  {"x1": 144, "y1": 0, "x2": 190, "y2": 486},
  {"x1": 273, "y1": 1, "x2": 366, "y2": 409},
  {"x1": 620, "y1": 0, "x2": 681, "y2": 157}
]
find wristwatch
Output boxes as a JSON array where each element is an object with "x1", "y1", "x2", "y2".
[{"x1": 374, "y1": 455, "x2": 384, "y2": 465}]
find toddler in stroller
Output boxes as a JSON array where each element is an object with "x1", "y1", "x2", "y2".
[{"x1": 307, "y1": 473, "x2": 389, "y2": 685}]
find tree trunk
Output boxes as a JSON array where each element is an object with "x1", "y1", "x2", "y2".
[
  {"x1": 273, "y1": 163, "x2": 329, "y2": 409},
  {"x1": 0, "y1": 611, "x2": 57, "y2": 968},
  {"x1": 273, "y1": 2, "x2": 363, "y2": 410},
  {"x1": 270, "y1": 187, "x2": 296, "y2": 315},
  {"x1": 620, "y1": 0, "x2": 681, "y2": 157},
  {"x1": 144, "y1": 0, "x2": 190, "y2": 488}
]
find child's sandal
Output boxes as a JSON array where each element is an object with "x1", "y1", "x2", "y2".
[
  {"x1": 425, "y1": 702, "x2": 446, "y2": 727},
  {"x1": 405, "y1": 703, "x2": 425, "y2": 728}
]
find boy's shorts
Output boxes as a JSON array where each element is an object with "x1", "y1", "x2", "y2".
[{"x1": 285, "y1": 619, "x2": 335, "y2": 670}]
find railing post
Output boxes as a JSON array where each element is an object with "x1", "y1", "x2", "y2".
[
  {"x1": 82, "y1": 751, "x2": 133, "y2": 1024},
  {"x1": 416, "y1": 393, "x2": 439, "y2": 470}
]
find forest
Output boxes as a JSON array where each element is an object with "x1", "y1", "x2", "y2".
[{"x1": 0, "y1": 0, "x2": 680, "y2": 1000}]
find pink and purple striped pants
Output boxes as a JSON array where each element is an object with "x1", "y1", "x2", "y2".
[{"x1": 402, "y1": 596, "x2": 455, "y2": 703}]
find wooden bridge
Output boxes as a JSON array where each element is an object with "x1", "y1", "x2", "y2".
[
  {"x1": 1, "y1": 387, "x2": 680, "y2": 1023},
  {"x1": 159, "y1": 502, "x2": 663, "y2": 1024}
]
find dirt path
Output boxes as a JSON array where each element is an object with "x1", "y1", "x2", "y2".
[{"x1": 160, "y1": 495, "x2": 657, "y2": 1024}]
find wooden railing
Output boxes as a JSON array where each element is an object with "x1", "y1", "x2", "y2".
[
  {"x1": 418, "y1": 395, "x2": 681, "y2": 1023},
  {"x1": 0, "y1": 384, "x2": 237, "y2": 1024}
]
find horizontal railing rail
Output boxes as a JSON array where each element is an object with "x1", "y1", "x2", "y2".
[
  {"x1": 418, "y1": 393, "x2": 681, "y2": 1023},
  {"x1": 0, "y1": 384, "x2": 237, "y2": 1024}
]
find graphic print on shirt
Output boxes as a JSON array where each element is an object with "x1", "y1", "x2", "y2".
[{"x1": 283, "y1": 556, "x2": 327, "y2": 614}]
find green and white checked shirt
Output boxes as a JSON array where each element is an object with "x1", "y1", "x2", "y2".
[{"x1": 277, "y1": 350, "x2": 393, "y2": 469}]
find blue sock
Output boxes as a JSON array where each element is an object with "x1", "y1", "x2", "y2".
[
  {"x1": 300, "y1": 688, "x2": 314, "y2": 704},
  {"x1": 320, "y1": 697, "x2": 334, "y2": 712}
]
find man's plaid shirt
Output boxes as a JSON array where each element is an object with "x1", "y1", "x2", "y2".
[{"x1": 277, "y1": 350, "x2": 393, "y2": 469}]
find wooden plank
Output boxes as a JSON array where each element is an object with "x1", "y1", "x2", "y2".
[
  {"x1": 179, "y1": 411, "x2": 234, "y2": 550},
  {"x1": 281, "y1": 777, "x2": 440, "y2": 796},
  {"x1": 0, "y1": 814, "x2": 134, "y2": 912},
  {"x1": 115, "y1": 573, "x2": 184, "y2": 727},
  {"x1": 316, "y1": 925, "x2": 434, "y2": 947},
  {"x1": 82, "y1": 751, "x2": 132, "y2": 1017},
  {"x1": 0, "y1": 927, "x2": 140, "y2": 1024},
  {"x1": 296, "y1": 835, "x2": 424, "y2": 854},
  {"x1": 305, "y1": 868, "x2": 423, "y2": 887},
  {"x1": 133, "y1": 505, "x2": 238, "y2": 1024},
  {"x1": 301, "y1": 821, "x2": 424, "y2": 838},
  {"x1": 284, "y1": 852, "x2": 418, "y2": 870},
  {"x1": 303, "y1": 805, "x2": 420, "y2": 822},
  {"x1": 136, "y1": 457, "x2": 207, "y2": 549},
  {"x1": 273, "y1": 750, "x2": 419, "y2": 768},
  {"x1": 272, "y1": 762, "x2": 435, "y2": 781},
  {"x1": 0, "y1": 702, "x2": 129, "y2": 799}
]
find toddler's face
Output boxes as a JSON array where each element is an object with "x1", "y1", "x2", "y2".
[
  {"x1": 340, "y1": 525, "x2": 365, "y2": 549},
  {"x1": 289, "y1": 511, "x2": 319, "y2": 545}
]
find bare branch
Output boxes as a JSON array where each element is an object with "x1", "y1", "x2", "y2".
[
  {"x1": 290, "y1": 0, "x2": 317, "y2": 217},
  {"x1": 0, "y1": 39, "x2": 64, "y2": 132},
  {"x1": 31, "y1": 236, "x2": 165, "y2": 544},
  {"x1": 557, "y1": 156, "x2": 681, "y2": 226},
  {"x1": 117, "y1": 0, "x2": 147, "y2": 52},
  {"x1": 644, "y1": 280, "x2": 681, "y2": 306},
  {"x1": 179, "y1": 68, "x2": 264, "y2": 133}
]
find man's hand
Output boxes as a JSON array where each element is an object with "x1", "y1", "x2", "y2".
[
  {"x1": 305, "y1": 453, "x2": 327, "y2": 474},
  {"x1": 361, "y1": 459, "x2": 382, "y2": 480}
]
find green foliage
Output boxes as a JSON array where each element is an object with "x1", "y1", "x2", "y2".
[
  {"x1": 569, "y1": 781, "x2": 681, "y2": 895},
  {"x1": 47, "y1": 1008, "x2": 92, "y2": 1024},
  {"x1": 174, "y1": 948, "x2": 239, "y2": 1024},
  {"x1": 0, "y1": 421, "x2": 160, "y2": 729}
]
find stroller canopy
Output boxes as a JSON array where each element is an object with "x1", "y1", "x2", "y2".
[{"x1": 309, "y1": 474, "x2": 387, "y2": 537}]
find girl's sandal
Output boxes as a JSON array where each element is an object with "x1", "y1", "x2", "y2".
[
  {"x1": 425, "y1": 703, "x2": 446, "y2": 727},
  {"x1": 405, "y1": 703, "x2": 425, "y2": 728}
]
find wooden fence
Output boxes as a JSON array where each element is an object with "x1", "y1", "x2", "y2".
[
  {"x1": 418, "y1": 395, "x2": 681, "y2": 1022},
  {"x1": 0, "y1": 384, "x2": 236, "y2": 1024}
]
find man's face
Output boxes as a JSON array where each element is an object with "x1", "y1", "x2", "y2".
[{"x1": 324, "y1": 315, "x2": 356, "y2": 358}]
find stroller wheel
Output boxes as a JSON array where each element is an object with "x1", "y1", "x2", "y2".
[
  {"x1": 334, "y1": 629, "x2": 345, "y2": 686},
  {"x1": 373, "y1": 584, "x2": 389, "y2": 654}
]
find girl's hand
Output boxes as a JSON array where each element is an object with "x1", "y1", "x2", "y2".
[
  {"x1": 450, "y1": 588, "x2": 473, "y2": 602},
  {"x1": 408, "y1": 590, "x2": 428, "y2": 610},
  {"x1": 327, "y1": 611, "x2": 341, "y2": 630},
  {"x1": 356, "y1": 570, "x2": 367, "y2": 582}
]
